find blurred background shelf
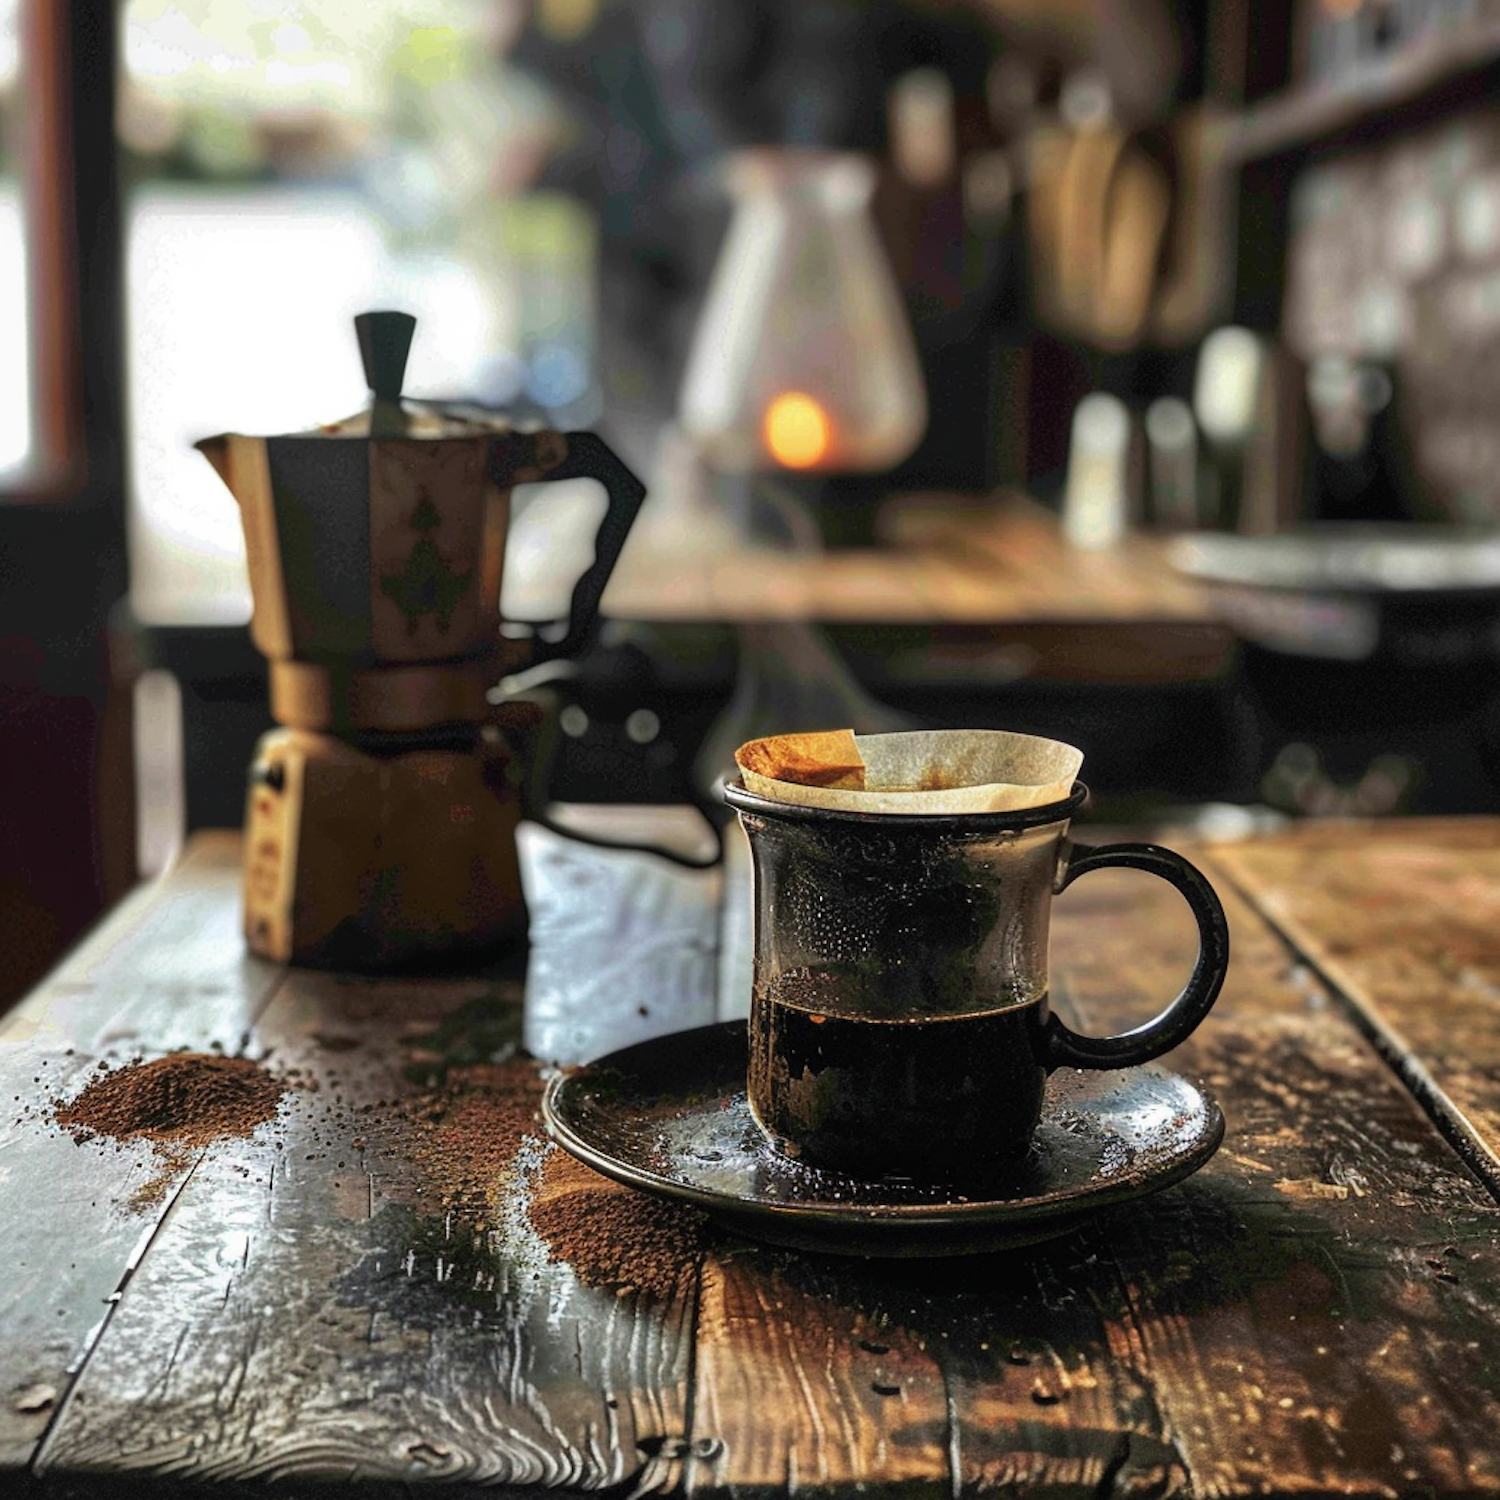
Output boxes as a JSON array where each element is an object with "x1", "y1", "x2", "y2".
[
  {"x1": 8, "y1": 0, "x2": 1500, "y2": 1007},
  {"x1": 1225, "y1": 15, "x2": 1500, "y2": 163}
]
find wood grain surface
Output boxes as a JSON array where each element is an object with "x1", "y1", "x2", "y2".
[
  {"x1": 1208, "y1": 819, "x2": 1500, "y2": 1193},
  {"x1": 0, "y1": 835, "x2": 283, "y2": 1472},
  {"x1": 604, "y1": 493, "x2": 1225, "y2": 629},
  {"x1": 4, "y1": 821, "x2": 1500, "y2": 1497},
  {"x1": 1056, "y1": 844, "x2": 1500, "y2": 1497}
]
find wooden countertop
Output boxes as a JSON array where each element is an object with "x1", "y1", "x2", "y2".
[
  {"x1": 604, "y1": 491, "x2": 1224, "y2": 627},
  {"x1": 5, "y1": 814, "x2": 1500, "y2": 1496}
]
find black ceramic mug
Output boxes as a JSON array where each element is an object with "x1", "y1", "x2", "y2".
[{"x1": 722, "y1": 780, "x2": 1230, "y2": 1183}]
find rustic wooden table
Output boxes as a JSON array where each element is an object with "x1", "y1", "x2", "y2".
[
  {"x1": 602, "y1": 492, "x2": 1237, "y2": 685},
  {"x1": 4, "y1": 814, "x2": 1500, "y2": 1498}
]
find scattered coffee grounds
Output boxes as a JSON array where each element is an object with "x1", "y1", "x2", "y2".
[
  {"x1": 407, "y1": 1059, "x2": 543, "y2": 1221},
  {"x1": 527, "y1": 1141, "x2": 706, "y2": 1299},
  {"x1": 43, "y1": 1033, "x2": 707, "y2": 1297},
  {"x1": 351, "y1": 1050, "x2": 705, "y2": 1297},
  {"x1": 55, "y1": 1052, "x2": 286, "y2": 1208}
]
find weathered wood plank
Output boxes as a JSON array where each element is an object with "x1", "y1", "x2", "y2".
[
  {"x1": 1050, "y1": 839, "x2": 1500, "y2": 1497},
  {"x1": 0, "y1": 838, "x2": 285, "y2": 1470},
  {"x1": 688, "y1": 1235, "x2": 1190, "y2": 1497},
  {"x1": 33, "y1": 963, "x2": 701, "y2": 1490},
  {"x1": 605, "y1": 493, "x2": 1222, "y2": 628},
  {"x1": 31, "y1": 836, "x2": 714, "y2": 1492},
  {"x1": 13, "y1": 822, "x2": 1500, "y2": 1500},
  {"x1": 605, "y1": 826, "x2": 1500, "y2": 1499},
  {"x1": 691, "y1": 1250, "x2": 958, "y2": 1495},
  {"x1": 1206, "y1": 819, "x2": 1500, "y2": 1189},
  {"x1": 684, "y1": 1063, "x2": 1500, "y2": 1500}
]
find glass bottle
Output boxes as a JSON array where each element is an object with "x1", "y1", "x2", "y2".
[{"x1": 679, "y1": 148, "x2": 927, "y2": 476}]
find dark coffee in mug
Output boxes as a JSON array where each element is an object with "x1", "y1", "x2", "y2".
[
  {"x1": 750, "y1": 977, "x2": 1049, "y2": 1179},
  {"x1": 723, "y1": 779, "x2": 1230, "y2": 1184}
]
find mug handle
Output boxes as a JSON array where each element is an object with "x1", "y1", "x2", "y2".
[
  {"x1": 1042, "y1": 841, "x2": 1230, "y2": 1070},
  {"x1": 487, "y1": 429, "x2": 647, "y2": 665}
]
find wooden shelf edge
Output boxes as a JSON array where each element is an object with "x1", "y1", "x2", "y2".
[{"x1": 1224, "y1": 19, "x2": 1500, "y2": 164}]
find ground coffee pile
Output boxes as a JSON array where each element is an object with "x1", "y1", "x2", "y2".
[
  {"x1": 56, "y1": 1053, "x2": 285, "y2": 1146},
  {"x1": 527, "y1": 1139, "x2": 706, "y2": 1299},
  {"x1": 55, "y1": 1052, "x2": 286, "y2": 1206}
]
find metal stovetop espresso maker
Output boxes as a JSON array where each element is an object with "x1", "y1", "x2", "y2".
[{"x1": 198, "y1": 311, "x2": 645, "y2": 968}]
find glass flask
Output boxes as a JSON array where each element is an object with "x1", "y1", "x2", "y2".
[{"x1": 679, "y1": 149, "x2": 927, "y2": 475}]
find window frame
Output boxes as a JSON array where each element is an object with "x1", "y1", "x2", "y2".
[
  {"x1": 0, "y1": 0, "x2": 133, "y2": 1005},
  {"x1": 5, "y1": 0, "x2": 126, "y2": 523}
]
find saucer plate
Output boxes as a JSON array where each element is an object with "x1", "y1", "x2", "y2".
[{"x1": 541, "y1": 1022, "x2": 1224, "y2": 1258}]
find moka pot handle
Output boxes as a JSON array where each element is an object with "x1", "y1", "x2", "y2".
[{"x1": 487, "y1": 429, "x2": 647, "y2": 666}]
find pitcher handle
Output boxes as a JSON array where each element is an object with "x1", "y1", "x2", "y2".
[
  {"x1": 487, "y1": 429, "x2": 647, "y2": 665},
  {"x1": 1042, "y1": 842, "x2": 1230, "y2": 1070}
]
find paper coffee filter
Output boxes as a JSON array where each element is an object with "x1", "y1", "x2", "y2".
[{"x1": 735, "y1": 729, "x2": 1083, "y2": 814}]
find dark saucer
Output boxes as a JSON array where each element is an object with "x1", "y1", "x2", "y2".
[{"x1": 541, "y1": 1022, "x2": 1225, "y2": 1258}]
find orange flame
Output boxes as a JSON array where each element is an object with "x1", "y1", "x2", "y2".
[{"x1": 763, "y1": 391, "x2": 832, "y2": 470}]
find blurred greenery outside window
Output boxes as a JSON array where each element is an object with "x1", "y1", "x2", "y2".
[{"x1": 116, "y1": 0, "x2": 597, "y2": 624}]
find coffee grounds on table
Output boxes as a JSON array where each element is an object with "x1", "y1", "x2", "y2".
[
  {"x1": 394, "y1": 1058, "x2": 706, "y2": 1298},
  {"x1": 48, "y1": 1043, "x2": 708, "y2": 1294},
  {"x1": 55, "y1": 1052, "x2": 286, "y2": 1208},
  {"x1": 56, "y1": 1053, "x2": 284, "y2": 1145},
  {"x1": 406, "y1": 1060, "x2": 545, "y2": 1221},
  {"x1": 527, "y1": 1141, "x2": 706, "y2": 1300}
]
